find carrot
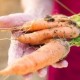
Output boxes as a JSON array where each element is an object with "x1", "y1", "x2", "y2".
[
  {"x1": 0, "y1": 15, "x2": 77, "y2": 33},
  {"x1": 20, "y1": 18, "x2": 57, "y2": 32},
  {"x1": 0, "y1": 39, "x2": 70, "y2": 75},
  {"x1": 17, "y1": 26, "x2": 79, "y2": 45},
  {"x1": 20, "y1": 15, "x2": 76, "y2": 32}
]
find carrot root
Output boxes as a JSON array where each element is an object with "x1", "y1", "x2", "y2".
[
  {"x1": 21, "y1": 15, "x2": 76, "y2": 32},
  {"x1": 17, "y1": 26, "x2": 79, "y2": 45},
  {"x1": 0, "y1": 39, "x2": 70, "y2": 75}
]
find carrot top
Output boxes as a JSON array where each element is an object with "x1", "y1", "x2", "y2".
[
  {"x1": 69, "y1": 37, "x2": 80, "y2": 46},
  {"x1": 68, "y1": 14, "x2": 80, "y2": 46},
  {"x1": 71, "y1": 13, "x2": 80, "y2": 27}
]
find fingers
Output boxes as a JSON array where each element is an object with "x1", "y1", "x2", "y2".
[
  {"x1": 37, "y1": 60, "x2": 68, "y2": 78},
  {"x1": 0, "y1": 13, "x2": 32, "y2": 28},
  {"x1": 37, "y1": 68, "x2": 47, "y2": 78},
  {"x1": 52, "y1": 60, "x2": 68, "y2": 68}
]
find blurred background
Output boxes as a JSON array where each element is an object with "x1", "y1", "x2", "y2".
[{"x1": 0, "y1": 0, "x2": 43, "y2": 80}]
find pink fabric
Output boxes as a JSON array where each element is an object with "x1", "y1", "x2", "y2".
[
  {"x1": 48, "y1": 0, "x2": 80, "y2": 80},
  {"x1": 53, "y1": 0, "x2": 80, "y2": 16}
]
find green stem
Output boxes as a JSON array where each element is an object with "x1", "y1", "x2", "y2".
[{"x1": 69, "y1": 36, "x2": 80, "y2": 47}]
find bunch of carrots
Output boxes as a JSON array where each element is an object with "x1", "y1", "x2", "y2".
[{"x1": 0, "y1": 14, "x2": 80, "y2": 76}]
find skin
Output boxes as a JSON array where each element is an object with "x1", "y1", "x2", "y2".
[{"x1": 0, "y1": 0, "x2": 68, "y2": 80}]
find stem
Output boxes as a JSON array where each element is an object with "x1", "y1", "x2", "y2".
[
  {"x1": 0, "y1": 27, "x2": 21, "y2": 31},
  {"x1": 69, "y1": 36, "x2": 80, "y2": 47}
]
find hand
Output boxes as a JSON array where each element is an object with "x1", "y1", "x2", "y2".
[{"x1": 0, "y1": 13, "x2": 68, "y2": 80}]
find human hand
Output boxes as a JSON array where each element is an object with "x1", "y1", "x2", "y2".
[{"x1": 0, "y1": 13, "x2": 68, "y2": 80}]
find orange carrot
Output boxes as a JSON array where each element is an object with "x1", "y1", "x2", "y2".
[
  {"x1": 0, "y1": 15, "x2": 77, "y2": 33},
  {"x1": 20, "y1": 15, "x2": 75, "y2": 32},
  {"x1": 17, "y1": 26, "x2": 79, "y2": 45},
  {"x1": 20, "y1": 18, "x2": 57, "y2": 32},
  {"x1": 0, "y1": 39, "x2": 70, "y2": 75}
]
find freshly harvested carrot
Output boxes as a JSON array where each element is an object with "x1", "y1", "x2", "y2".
[
  {"x1": 20, "y1": 15, "x2": 76, "y2": 32},
  {"x1": 0, "y1": 15, "x2": 77, "y2": 33},
  {"x1": 20, "y1": 18, "x2": 57, "y2": 32},
  {"x1": 0, "y1": 39, "x2": 70, "y2": 75},
  {"x1": 17, "y1": 26, "x2": 79, "y2": 45}
]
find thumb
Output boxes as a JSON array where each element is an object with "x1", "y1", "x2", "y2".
[{"x1": 0, "y1": 13, "x2": 32, "y2": 29}]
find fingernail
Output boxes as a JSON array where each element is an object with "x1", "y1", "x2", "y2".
[{"x1": 62, "y1": 60, "x2": 68, "y2": 67}]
